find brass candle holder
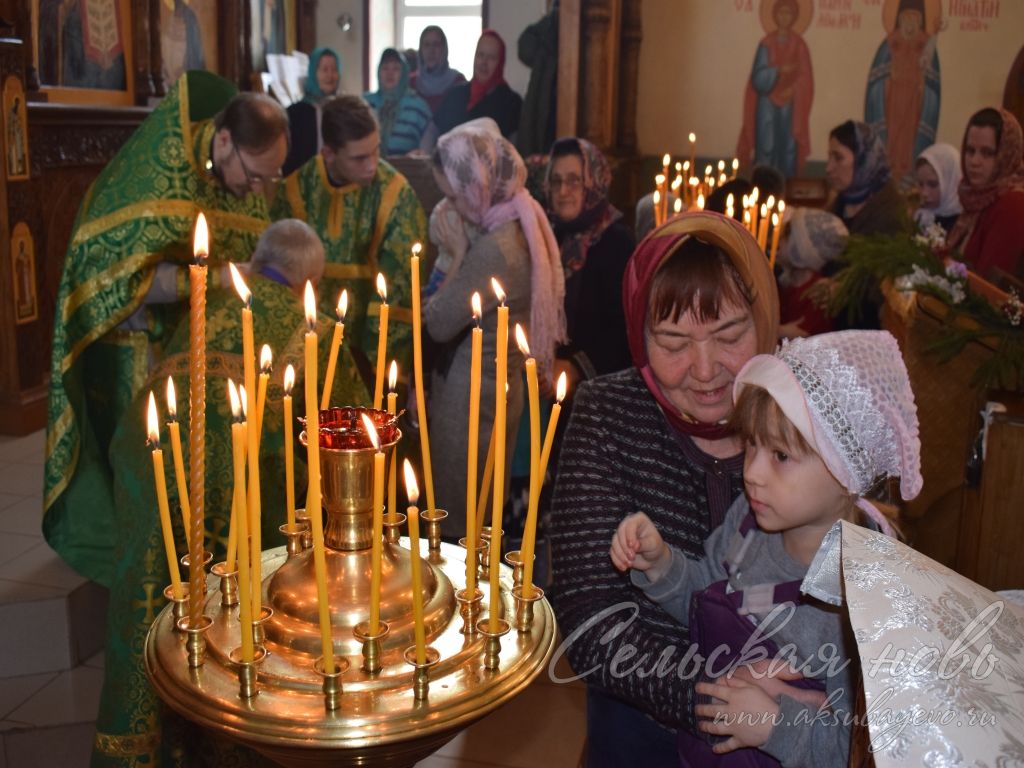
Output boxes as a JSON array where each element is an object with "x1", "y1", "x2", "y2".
[
  {"x1": 229, "y1": 646, "x2": 267, "y2": 700},
  {"x1": 476, "y1": 619, "x2": 511, "y2": 671},
  {"x1": 314, "y1": 655, "x2": 350, "y2": 711},
  {"x1": 164, "y1": 584, "x2": 190, "y2": 628},
  {"x1": 511, "y1": 585, "x2": 544, "y2": 633},
  {"x1": 210, "y1": 562, "x2": 238, "y2": 607},
  {"x1": 353, "y1": 620, "x2": 390, "y2": 675},
  {"x1": 253, "y1": 606, "x2": 274, "y2": 648},
  {"x1": 180, "y1": 549, "x2": 213, "y2": 593},
  {"x1": 383, "y1": 512, "x2": 407, "y2": 545},
  {"x1": 404, "y1": 646, "x2": 441, "y2": 701},
  {"x1": 178, "y1": 613, "x2": 213, "y2": 668},
  {"x1": 454, "y1": 588, "x2": 483, "y2": 636},
  {"x1": 504, "y1": 550, "x2": 534, "y2": 588},
  {"x1": 419, "y1": 509, "x2": 448, "y2": 555},
  {"x1": 294, "y1": 508, "x2": 313, "y2": 550},
  {"x1": 280, "y1": 521, "x2": 309, "y2": 558},
  {"x1": 458, "y1": 536, "x2": 484, "y2": 581},
  {"x1": 478, "y1": 526, "x2": 502, "y2": 579}
]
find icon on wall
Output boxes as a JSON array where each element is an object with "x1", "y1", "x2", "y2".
[
  {"x1": 11, "y1": 222, "x2": 39, "y2": 325},
  {"x1": 3, "y1": 76, "x2": 29, "y2": 182}
]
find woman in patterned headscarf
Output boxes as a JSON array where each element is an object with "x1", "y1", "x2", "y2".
[
  {"x1": 947, "y1": 107, "x2": 1024, "y2": 282},
  {"x1": 423, "y1": 118, "x2": 565, "y2": 538},
  {"x1": 825, "y1": 119, "x2": 911, "y2": 236},
  {"x1": 364, "y1": 48, "x2": 431, "y2": 156},
  {"x1": 545, "y1": 137, "x2": 634, "y2": 390}
]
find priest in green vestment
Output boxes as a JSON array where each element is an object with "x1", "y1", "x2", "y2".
[
  {"x1": 94, "y1": 220, "x2": 351, "y2": 766},
  {"x1": 44, "y1": 71, "x2": 290, "y2": 591},
  {"x1": 272, "y1": 94, "x2": 427, "y2": 402}
]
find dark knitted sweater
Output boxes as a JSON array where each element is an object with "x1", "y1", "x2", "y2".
[{"x1": 548, "y1": 367, "x2": 745, "y2": 729}]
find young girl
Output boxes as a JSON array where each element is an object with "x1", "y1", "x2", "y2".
[
  {"x1": 913, "y1": 143, "x2": 962, "y2": 234},
  {"x1": 611, "y1": 330, "x2": 921, "y2": 767}
]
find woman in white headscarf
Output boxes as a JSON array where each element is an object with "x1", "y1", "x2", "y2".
[
  {"x1": 423, "y1": 117, "x2": 565, "y2": 538},
  {"x1": 913, "y1": 142, "x2": 962, "y2": 233}
]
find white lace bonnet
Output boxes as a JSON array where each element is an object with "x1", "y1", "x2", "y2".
[{"x1": 733, "y1": 330, "x2": 922, "y2": 521}]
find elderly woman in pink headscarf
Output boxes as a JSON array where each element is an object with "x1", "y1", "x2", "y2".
[{"x1": 423, "y1": 117, "x2": 565, "y2": 538}]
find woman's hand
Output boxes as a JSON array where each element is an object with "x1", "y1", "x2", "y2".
[
  {"x1": 610, "y1": 512, "x2": 671, "y2": 581},
  {"x1": 726, "y1": 661, "x2": 829, "y2": 711},
  {"x1": 695, "y1": 676, "x2": 780, "y2": 754}
]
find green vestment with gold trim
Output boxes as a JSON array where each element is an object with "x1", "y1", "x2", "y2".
[
  {"x1": 272, "y1": 155, "x2": 426, "y2": 401},
  {"x1": 44, "y1": 71, "x2": 272, "y2": 588}
]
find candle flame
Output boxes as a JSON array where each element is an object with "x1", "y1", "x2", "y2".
[
  {"x1": 689, "y1": 132, "x2": 696, "y2": 144},
  {"x1": 147, "y1": 391, "x2": 159, "y2": 444},
  {"x1": 376, "y1": 273, "x2": 387, "y2": 303},
  {"x1": 704, "y1": 164, "x2": 712, "y2": 176},
  {"x1": 742, "y1": 194, "x2": 749, "y2": 207},
  {"x1": 283, "y1": 364, "x2": 295, "y2": 395},
  {"x1": 652, "y1": 190, "x2": 661, "y2": 206},
  {"x1": 166, "y1": 376, "x2": 177, "y2": 420},
  {"x1": 708, "y1": 178, "x2": 716, "y2": 189},
  {"x1": 766, "y1": 194, "x2": 776, "y2": 210},
  {"x1": 662, "y1": 153, "x2": 670, "y2": 166},
  {"x1": 727, "y1": 193, "x2": 734, "y2": 208},
  {"x1": 304, "y1": 281, "x2": 316, "y2": 329},
  {"x1": 260, "y1": 344, "x2": 272, "y2": 373},
  {"x1": 388, "y1": 360, "x2": 398, "y2": 392},
  {"x1": 239, "y1": 384, "x2": 248, "y2": 418},
  {"x1": 719, "y1": 173, "x2": 727, "y2": 185},
  {"x1": 514, "y1": 323, "x2": 530, "y2": 357},
  {"x1": 744, "y1": 210, "x2": 752, "y2": 225},
  {"x1": 750, "y1": 187, "x2": 760, "y2": 203},
  {"x1": 228, "y1": 378, "x2": 241, "y2": 418},
  {"x1": 471, "y1": 291, "x2": 482, "y2": 320},
  {"x1": 403, "y1": 459, "x2": 419, "y2": 505},
  {"x1": 491, "y1": 277, "x2": 506, "y2": 305},
  {"x1": 193, "y1": 213, "x2": 209, "y2": 261},
  {"x1": 228, "y1": 262, "x2": 251, "y2": 306},
  {"x1": 675, "y1": 162, "x2": 682, "y2": 172},
  {"x1": 697, "y1": 194, "x2": 705, "y2": 210},
  {"x1": 683, "y1": 160, "x2": 690, "y2": 172},
  {"x1": 655, "y1": 173, "x2": 665, "y2": 187},
  {"x1": 671, "y1": 176, "x2": 682, "y2": 191},
  {"x1": 732, "y1": 158, "x2": 739, "y2": 171},
  {"x1": 556, "y1": 371, "x2": 568, "y2": 402},
  {"x1": 760, "y1": 203, "x2": 767, "y2": 216},
  {"x1": 673, "y1": 198, "x2": 683, "y2": 214},
  {"x1": 772, "y1": 212, "x2": 779, "y2": 227},
  {"x1": 726, "y1": 205, "x2": 734, "y2": 219},
  {"x1": 337, "y1": 289, "x2": 348, "y2": 320},
  {"x1": 360, "y1": 413, "x2": 380, "y2": 452},
  {"x1": 411, "y1": 242, "x2": 423, "y2": 257},
  {"x1": 778, "y1": 200, "x2": 786, "y2": 215},
  {"x1": 718, "y1": 160, "x2": 725, "y2": 171},
  {"x1": 689, "y1": 177, "x2": 698, "y2": 187}
]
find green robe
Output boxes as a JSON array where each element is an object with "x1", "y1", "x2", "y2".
[
  {"x1": 94, "y1": 275, "x2": 346, "y2": 767},
  {"x1": 272, "y1": 155, "x2": 426, "y2": 401},
  {"x1": 44, "y1": 71, "x2": 272, "y2": 588}
]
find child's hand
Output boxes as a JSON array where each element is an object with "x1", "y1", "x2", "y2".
[
  {"x1": 695, "y1": 676, "x2": 781, "y2": 754},
  {"x1": 610, "y1": 513, "x2": 670, "y2": 581},
  {"x1": 728, "y1": 661, "x2": 829, "y2": 712}
]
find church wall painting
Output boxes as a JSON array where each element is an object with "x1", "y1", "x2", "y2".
[
  {"x1": 736, "y1": 0, "x2": 815, "y2": 179},
  {"x1": 3, "y1": 76, "x2": 30, "y2": 183},
  {"x1": 10, "y1": 223, "x2": 39, "y2": 326},
  {"x1": 160, "y1": 0, "x2": 219, "y2": 86},
  {"x1": 864, "y1": 0, "x2": 942, "y2": 183},
  {"x1": 32, "y1": 0, "x2": 136, "y2": 106}
]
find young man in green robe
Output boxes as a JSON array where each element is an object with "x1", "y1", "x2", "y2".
[
  {"x1": 96, "y1": 219, "x2": 348, "y2": 766},
  {"x1": 44, "y1": 71, "x2": 289, "y2": 592},
  {"x1": 273, "y1": 94, "x2": 427, "y2": 403}
]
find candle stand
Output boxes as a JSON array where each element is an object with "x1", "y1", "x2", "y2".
[{"x1": 146, "y1": 409, "x2": 556, "y2": 768}]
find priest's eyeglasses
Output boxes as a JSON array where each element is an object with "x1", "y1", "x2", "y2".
[{"x1": 234, "y1": 145, "x2": 284, "y2": 191}]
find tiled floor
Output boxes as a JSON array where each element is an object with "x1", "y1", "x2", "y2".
[{"x1": 0, "y1": 429, "x2": 587, "y2": 767}]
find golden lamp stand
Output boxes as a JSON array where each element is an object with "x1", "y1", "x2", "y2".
[{"x1": 145, "y1": 423, "x2": 556, "y2": 768}]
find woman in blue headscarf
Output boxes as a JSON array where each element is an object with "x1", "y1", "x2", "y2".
[
  {"x1": 283, "y1": 47, "x2": 342, "y2": 176},
  {"x1": 364, "y1": 48, "x2": 432, "y2": 156}
]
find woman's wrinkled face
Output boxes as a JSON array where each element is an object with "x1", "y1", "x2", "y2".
[
  {"x1": 549, "y1": 154, "x2": 586, "y2": 223},
  {"x1": 963, "y1": 125, "x2": 999, "y2": 188},
  {"x1": 915, "y1": 160, "x2": 941, "y2": 209},
  {"x1": 380, "y1": 58, "x2": 403, "y2": 90},
  {"x1": 316, "y1": 55, "x2": 340, "y2": 96},
  {"x1": 474, "y1": 36, "x2": 502, "y2": 83},
  {"x1": 826, "y1": 137, "x2": 856, "y2": 193},
  {"x1": 645, "y1": 298, "x2": 758, "y2": 425}
]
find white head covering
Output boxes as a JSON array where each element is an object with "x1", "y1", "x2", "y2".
[
  {"x1": 777, "y1": 207, "x2": 848, "y2": 279},
  {"x1": 734, "y1": 330, "x2": 922, "y2": 536},
  {"x1": 913, "y1": 142, "x2": 963, "y2": 228}
]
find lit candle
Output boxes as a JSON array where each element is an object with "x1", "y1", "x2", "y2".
[
  {"x1": 409, "y1": 243, "x2": 436, "y2": 512},
  {"x1": 188, "y1": 213, "x2": 208, "y2": 628},
  {"x1": 362, "y1": 413, "x2": 385, "y2": 635},
  {"x1": 403, "y1": 459, "x2": 427, "y2": 665},
  {"x1": 283, "y1": 365, "x2": 296, "y2": 531},
  {"x1": 386, "y1": 360, "x2": 398, "y2": 525},
  {"x1": 719, "y1": 173, "x2": 727, "y2": 186},
  {"x1": 148, "y1": 392, "x2": 183, "y2": 601},
  {"x1": 697, "y1": 193, "x2": 705, "y2": 211},
  {"x1": 743, "y1": 209, "x2": 752, "y2": 232},
  {"x1": 303, "y1": 282, "x2": 335, "y2": 674},
  {"x1": 165, "y1": 376, "x2": 190, "y2": 548},
  {"x1": 731, "y1": 158, "x2": 739, "y2": 178},
  {"x1": 688, "y1": 132, "x2": 697, "y2": 179},
  {"x1": 373, "y1": 273, "x2": 389, "y2": 410},
  {"x1": 766, "y1": 194, "x2": 776, "y2": 212},
  {"x1": 320, "y1": 290, "x2": 348, "y2": 410},
  {"x1": 515, "y1": 325, "x2": 541, "y2": 600},
  {"x1": 466, "y1": 293, "x2": 483, "y2": 597},
  {"x1": 652, "y1": 190, "x2": 662, "y2": 228},
  {"x1": 673, "y1": 197, "x2": 683, "y2": 216},
  {"x1": 229, "y1": 263, "x2": 264, "y2": 623},
  {"x1": 769, "y1": 212, "x2": 782, "y2": 269},
  {"x1": 758, "y1": 204, "x2": 769, "y2": 251},
  {"x1": 682, "y1": 161, "x2": 691, "y2": 204},
  {"x1": 227, "y1": 380, "x2": 254, "y2": 662},
  {"x1": 489, "y1": 278, "x2": 508, "y2": 632},
  {"x1": 778, "y1": 200, "x2": 786, "y2": 218},
  {"x1": 717, "y1": 159, "x2": 725, "y2": 174}
]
